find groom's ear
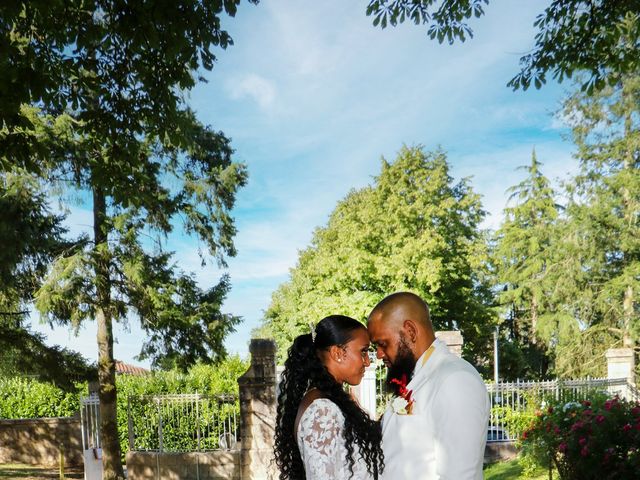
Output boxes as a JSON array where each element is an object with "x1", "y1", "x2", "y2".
[{"x1": 403, "y1": 319, "x2": 418, "y2": 344}]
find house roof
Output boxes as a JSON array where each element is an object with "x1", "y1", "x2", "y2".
[{"x1": 115, "y1": 360, "x2": 149, "y2": 376}]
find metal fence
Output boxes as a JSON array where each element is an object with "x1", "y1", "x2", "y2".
[
  {"x1": 127, "y1": 393, "x2": 239, "y2": 452},
  {"x1": 486, "y1": 377, "x2": 639, "y2": 443},
  {"x1": 373, "y1": 363, "x2": 639, "y2": 443},
  {"x1": 80, "y1": 393, "x2": 101, "y2": 451}
]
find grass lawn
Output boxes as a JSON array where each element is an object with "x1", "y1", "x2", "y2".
[
  {"x1": 484, "y1": 458, "x2": 552, "y2": 480},
  {"x1": 0, "y1": 463, "x2": 83, "y2": 479}
]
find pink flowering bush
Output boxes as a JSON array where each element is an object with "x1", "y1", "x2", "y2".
[{"x1": 520, "y1": 395, "x2": 640, "y2": 479}]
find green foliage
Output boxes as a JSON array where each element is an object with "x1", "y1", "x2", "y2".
[
  {"x1": 1, "y1": 1, "x2": 258, "y2": 475},
  {"x1": 493, "y1": 151, "x2": 560, "y2": 378},
  {"x1": 366, "y1": 1, "x2": 640, "y2": 93},
  {"x1": 0, "y1": 168, "x2": 70, "y2": 316},
  {"x1": 520, "y1": 395, "x2": 640, "y2": 479},
  {"x1": 115, "y1": 357, "x2": 247, "y2": 457},
  {"x1": 0, "y1": 377, "x2": 83, "y2": 419},
  {"x1": 0, "y1": 0, "x2": 259, "y2": 168},
  {"x1": 258, "y1": 146, "x2": 495, "y2": 364},
  {"x1": 483, "y1": 458, "x2": 550, "y2": 480},
  {"x1": 0, "y1": 325, "x2": 96, "y2": 391},
  {"x1": 0, "y1": 169, "x2": 94, "y2": 388},
  {"x1": 547, "y1": 73, "x2": 640, "y2": 377}
]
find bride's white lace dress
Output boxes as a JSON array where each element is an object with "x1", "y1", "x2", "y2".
[{"x1": 296, "y1": 398, "x2": 373, "y2": 480}]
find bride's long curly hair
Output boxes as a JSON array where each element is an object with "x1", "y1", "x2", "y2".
[{"x1": 274, "y1": 315, "x2": 384, "y2": 479}]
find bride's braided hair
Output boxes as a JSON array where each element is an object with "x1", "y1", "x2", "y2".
[{"x1": 274, "y1": 315, "x2": 384, "y2": 479}]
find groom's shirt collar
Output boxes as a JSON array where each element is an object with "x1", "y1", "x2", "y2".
[{"x1": 411, "y1": 338, "x2": 438, "y2": 379}]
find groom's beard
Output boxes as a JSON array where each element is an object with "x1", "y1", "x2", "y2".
[{"x1": 385, "y1": 333, "x2": 417, "y2": 396}]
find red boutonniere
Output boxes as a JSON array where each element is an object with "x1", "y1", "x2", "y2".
[{"x1": 390, "y1": 374, "x2": 414, "y2": 415}]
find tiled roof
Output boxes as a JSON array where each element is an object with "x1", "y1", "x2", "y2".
[{"x1": 115, "y1": 360, "x2": 149, "y2": 376}]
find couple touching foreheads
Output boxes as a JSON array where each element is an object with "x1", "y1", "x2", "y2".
[{"x1": 274, "y1": 292, "x2": 490, "y2": 480}]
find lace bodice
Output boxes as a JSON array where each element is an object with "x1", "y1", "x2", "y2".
[{"x1": 296, "y1": 398, "x2": 373, "y2": 480}]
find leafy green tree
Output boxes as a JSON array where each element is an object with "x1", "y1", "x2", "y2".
[
  {"x1": 493, "y1": 151, "x2": 561, "y2": 378},
  {"x1": 553, "y1": 72, "x2": 640, "y2": 376},
  {"x1": 258, "y1": 146, "x2": 495, "y2": 365},
  {"x1": 365, "y1": 1, "x2": 640, "y2": 92},
  {"x1": 1, "y1": 2, "x2": 256, "y2": 478}
]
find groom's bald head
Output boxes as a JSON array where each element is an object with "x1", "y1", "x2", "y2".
[
  {"x1": 369, "y1": 292, "x2": 432, "y2": 329},
  {"x1": 367, "y1": 292, "x2": 436, "y2": 365}
]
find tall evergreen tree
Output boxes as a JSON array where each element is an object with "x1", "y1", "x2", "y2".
[
  {"x1": 558, "y1": 72, "x2": 640, "y2": 372},
  {"x1": 0, "y1": 168, "x2": 95, "y2": 389},
  {"x1": 493, "y1": 151, "x2": 560, "y2": 378},
  {"x1": 0, "y1": 3, "x2": 257, "y2": 478},
  {"x1": 258, "y1": 146, "x2": 495, "y2": 365}
]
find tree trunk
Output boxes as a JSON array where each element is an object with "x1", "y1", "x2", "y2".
[
  {"x1": 621, "y1": 80, "x2": 636, "y2": 350},
  {"x1": 93, "y1": 185, "x2": 125, "y2": 480},
  {"x1": 623, "y1": 285, "x2": 634, "y2": 348},
  {"x1": 531, "y1": 295, "x2": 538, "y2": 345}
]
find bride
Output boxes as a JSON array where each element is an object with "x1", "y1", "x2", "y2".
[{"x1": 274, "y1": 315, "x2": 384, "y2": 479}]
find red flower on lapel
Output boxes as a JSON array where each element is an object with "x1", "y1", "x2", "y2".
[{"x1": 390, "y1": 374, "x2": 414, "y2": 414}]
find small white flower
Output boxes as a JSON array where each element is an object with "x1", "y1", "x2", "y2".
[
  {"x1": 563, "y1": 401, "x2": 581, "y2": 412},
  {"x1": 392, "y1": 396, "x2": 409, "y2": 415}
]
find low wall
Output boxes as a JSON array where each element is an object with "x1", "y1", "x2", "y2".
[
  {"x1": 0, "y1": 416, "x2": 83, "y2": 466},
  {"x1": 484, "y1": 441, "x2": 518, "y2": 463},
  {"x1": 126, "y1": 451, "x2": 240, "y2": 480}
]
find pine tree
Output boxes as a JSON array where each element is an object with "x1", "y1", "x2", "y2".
[{"x1": 493, "y1": 151, "x2": 560, "y2": 378}]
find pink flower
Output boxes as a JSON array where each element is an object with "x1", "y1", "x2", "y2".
[
  {"x1": 579, "y1": 437, "x2": 588, "y2": 446},
  {"x1": 559, "y1": 442, "x2": 568, "y2": 453},
  {"x1": 582, "y1": 400, "x2": 591, "y2": 407},
  {"x1": 622, "y1": 423, "x2": 632, "y2": 432},
  {"x1": 581, "y1": 446, "x2": 589, "y2": 457},
  {"x1": 571, "y1": 421, "x2": 584, "y2": 431},
  {"x1": 582, "y1": 409, "x2": 593, "y2": 416},
  {"x1": 596, "y1": 415, "x2": 606, "y2": 424},
  {"x1": 631, "y1": 406, "x2": 640, "y2": 416}
]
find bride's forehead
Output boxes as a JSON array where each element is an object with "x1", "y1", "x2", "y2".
[{"x1": 347, "y1": 328, "x2": 370, "y2": 344}]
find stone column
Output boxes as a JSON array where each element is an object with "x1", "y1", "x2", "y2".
[
  {"x1": 435, "y1": 330, "x2": 464, "y2": 357},
  {"x1": 238, "y1": 339, "x2": 277, "y2": 480},
  {"x1": 606, "y1": 348, "x2": 635, "y2": 384},
  {"x1": 606, "y1": 348, "x2": 636, "y2": 401}
]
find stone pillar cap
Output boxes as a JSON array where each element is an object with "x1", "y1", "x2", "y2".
[
  {"x1": 249, "y1": 339, "x2": 276, "y2": 355},
  {"x1": 605, "y1": 348, "x2": 635, "y2": 359}
]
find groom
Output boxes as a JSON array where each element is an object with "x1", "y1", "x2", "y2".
[{"x1": 368, "y1": 292, "x2": 489, "y2": 479}]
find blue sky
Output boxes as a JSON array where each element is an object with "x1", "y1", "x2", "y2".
[{"x1": 32, "y1": 0, "x2": 578, "y2": 368}]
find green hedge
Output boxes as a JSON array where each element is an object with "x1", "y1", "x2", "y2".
[
  {"x1": 0, "y1": 356, "x2": 249, "y2": 458},
  {"x1": 0, "y1": 377, "x2": 83, "y2": 418},
  {"x1": 116, "y1": 356, "x2": 248, "y2": 455}
]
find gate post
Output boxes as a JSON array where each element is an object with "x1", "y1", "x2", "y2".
[{"x1": 238, "y1": 339, "x2": 277, "y2": 480}]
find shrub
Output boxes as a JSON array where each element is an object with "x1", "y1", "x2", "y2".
[
  {"x1": 520, "y1": 395, "x2": 640, "y2": 479},
  {"x1": 0, "y1": 377, "x2": 83, "y2": 418},
  {"x1": 115, "y1": 356, "x2": 248, "y2": 455}
]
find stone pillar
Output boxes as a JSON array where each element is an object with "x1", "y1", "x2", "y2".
[
  {"x1": 238, "y1": 339, "x2": 277, "y2": 480},
  {"x1": 606, "y1": 348, "x2": 635, "y2": 384},
  {"x1": 435, "y1": 330, "x2": 464, "y2": 357}
]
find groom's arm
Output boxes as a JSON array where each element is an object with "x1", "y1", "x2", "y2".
[{"x1": 432, "y1": 368, "x2": 489, "y2": 479}]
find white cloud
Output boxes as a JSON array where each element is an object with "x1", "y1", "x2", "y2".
[{"x1": 227, "y1": 74, "x2": 276, "y2": 109}]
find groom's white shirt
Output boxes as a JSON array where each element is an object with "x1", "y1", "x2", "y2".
[{"x1": 380, "y1": 338, "x2": 490, "y2": 480}]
